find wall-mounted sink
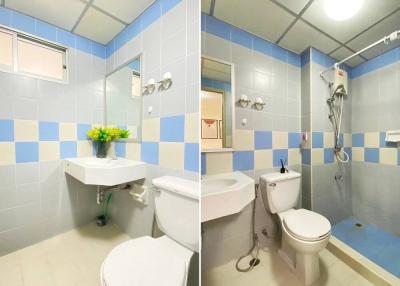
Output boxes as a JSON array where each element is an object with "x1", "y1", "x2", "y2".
[
  {"x1": 64, "y1": 157, "x2": 146, "y2": 186},
  {"x1": 201, "y1": 171, "x2": 255, "y2": 222}
]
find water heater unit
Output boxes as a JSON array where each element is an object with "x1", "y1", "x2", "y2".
[{"x1": 333, "y1": 67, "x2": 348, "y2": 93}]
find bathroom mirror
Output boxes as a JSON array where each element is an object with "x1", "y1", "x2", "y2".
[
  {"x1": 106, "y1": 56, "x2": 142, "y2": 141},
  {"x1": 201, "y1": 57, "x2": 234, "y2": 151}
]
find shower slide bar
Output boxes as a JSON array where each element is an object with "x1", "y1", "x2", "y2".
[{"x1": 321, "y1": 30, "x2": 400, "y2": 75}]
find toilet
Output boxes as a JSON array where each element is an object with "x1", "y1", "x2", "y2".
[
  {"x1": 101, "y1": 176, "x2": 199, "y2": 286},
  {"x1": 260, "y1": 171, "x2": 331, "y2": 285}
]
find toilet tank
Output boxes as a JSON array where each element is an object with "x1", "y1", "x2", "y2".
[
  {"x1": 259, "y1": 171, "x2": 301, "y2": 214},
  {"x1": 152, "y1": 176, "x2": 199, "y2": 253}
]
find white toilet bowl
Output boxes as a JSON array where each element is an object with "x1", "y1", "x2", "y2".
[
  {"x1": 278, "y1": 209, "x2": 331, "y2": 285},
  {"x1": 260, "y1": 172, "x2": 332, "y2": 285},
  {"x1": 101, "y1": 236, "x2": 193, "y2": 286}
]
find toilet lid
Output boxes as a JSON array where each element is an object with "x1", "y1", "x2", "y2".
[
  {"x1": 102, "y1": 236, "x2": 186, "y2": 286},
  {"x1": 283, "y1": 209, "x2": 331, "y2": 241}
]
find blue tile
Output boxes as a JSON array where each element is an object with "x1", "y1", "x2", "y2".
[
  {"x1": 253, "y1": 36, "x2": 271, "y2": 56},
  {"x1": 184, "y1": 143, "x2": 199, "y2": 172},
  {"x1": 301, "y1": 48, "x2": 311, "y2": 67},
  {"x1": 39, "y1": 122, "x2": 59, "y2": 141},
  {"x1": 204, "y1": 14, "x2": 231, "y2": 41},
  {"x1": 338, "y1": 133, "x2": 344, "y2": 146},
  {"x1": 352, "y1": 133, "x2": 364, "y2": 147},
  {"x1": 254, "y1": 131, "x2": 272, "y2": 149},
  {"x1": 201, "y1": 77, "x2": 213, "y2": 88},
  {"x1": 160, "y1": 115, "x2": 185, "y2": 142},
  {"x1": 201, "y1": 152, "x2": 206, "y2": 175},
  {"x1": 231, "y1": 28, "x2": 253, "y2": 49},
  {"x1": 273, "y1": 149, "x2": 288, "y2": 167},
  {"x1": 201, "y1": 13, "x2": 206, "y2": 32},
  {"x1": 233, "y1": 151, "x2": 254, "y2": 171},
  {"x1": 11, "y1": 11, "x2": 35, "y2": 34},
  {"x1": 324, "y1": 148, "x2": 334, "y2": 164},
  {"x1": 302, "y1": 149, "x2": 311, "y2": 165},
  {"x1": 35, "y1": 20, "x2": 56, "y2": 41},
  {"x1": 56, "y1": 28, "x2": 75, "y2": 48},
  {"x1": 312, "y1": 132, "x2": 323, "y2": 148},
  {"x1": 161, "y1": 0, "x2": 181, "y2": 14},
  {"x1": 0, "y1": 7, "x2": 12, "y2": 26},
  {"x1": 141, "y1": 0, "x2": 161, "y2": 29},
  {"x1": 77, "y1": 124, "x2": 91, "y2": 140},
  {"x1": 128, "y1": 59, "x2": 140, "y2": 72},
  {"x1": 124, "y1": 20, "x2": 141, "y2": 45},
  {"x1": 16, "y1": 142, "x2": 39, "y2": 163},
  {"x1": 332, "y1": 217, "x2": 400, "y2": 277},
  {"x1": 0, "y1": 119, "x2": 14, "y2": 142},
  {"x1": 380, "y1": 131, "x2": 398, "y2": 148},
  {"x1": 92, "y1": 42, "x2": 106, "y2": 59},
  {"x1": 288, "y1": 132, "x2": 301, "y2": 148},
  {"x1": 311, "y1": 48, "x2": 335, "y2": 68},
  {"x1": 60, "y1": 141, "x2": 77, "y2": 159},
  {"x1": 106, "y1": 41, "x2": 115, "y2": 58},
  {"x1": 141, "y1": 142, "x2": 159, "y2": 164},
  {"x1": 364, "y1": 148, "x2": 379, "y2": 163},
  {"x1": 287, "y1": 51, "x2": 301, "y2": 67},
  {"x1": 271, "y1": 44, "x2": 287, "y2": 62},
  {"x1": 115, "y1": 142, "x2": 126, "y2": 157},
  {"x1": 76, "y1": 36, "x2": 92, "y2": 54}
]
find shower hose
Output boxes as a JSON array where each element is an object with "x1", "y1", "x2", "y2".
[{"x1": 235, "y1": 184, "x2": 260, "y2": 272}]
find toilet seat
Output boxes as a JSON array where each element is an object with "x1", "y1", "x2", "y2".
[
  {"x1": 283, "y1": 209, "x2": 331, "y2": 242},
  {"x1": 101, "y1": 236, "x2": 186, "y2": 286}
]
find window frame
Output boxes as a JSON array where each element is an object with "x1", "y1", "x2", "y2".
[{"x1": 0, "y1": 26, "x2": 68, "y2": 84}]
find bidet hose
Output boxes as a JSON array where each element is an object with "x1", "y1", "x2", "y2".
[{"x1": 235, "y1": 185, "x2": 260, "y2": 272}]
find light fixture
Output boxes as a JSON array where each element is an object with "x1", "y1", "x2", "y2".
[{"x1": 324, "y1": 0, "x2": 363, "y2": 21}]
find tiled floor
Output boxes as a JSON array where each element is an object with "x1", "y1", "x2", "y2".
[
  {"x1": 0, "y1": 222, "x2": 130, "y2": 286},
  {"x1": 333, "y1": 216, "x2": 400, "y2": 277},
  {"x1": 202, "y1": 247, "x2": 373, "y2": 286}
]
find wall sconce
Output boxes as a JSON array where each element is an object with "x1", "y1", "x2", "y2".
[
  {"x1": 238, "y1": 94, "x2": 251, "y2": 108},
  {"x1": 253, "y1": 97, "x2": 266, "y2": 110},
  {"x1": 143, "y1": 78, "x2": 156, "y2": 95},
  {"x1": 158, "y1": 72, "x2": 172, "y2": 91}
]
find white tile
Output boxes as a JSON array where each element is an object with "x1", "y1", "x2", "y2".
[
  {"x1": 142, "y1": 117, "x2": 160, "y2": 141},
  {"x1": 185, "y1": 113, "x2": 199, "y2": 143},
  {"x1": 0, "y1": 142, "x2": 15, "y2": 165},
  {"x1": 93, "y1": 0, "x2": 154, "y2": 23},
  {"x1": 6, "y1": 0, "x2": 86, "y2": 31},
  {"x1": 14, "y1": 120, "x2": 38, "y2": 141},
  {"x1": 352, "y1": 147, "x2": 364, "y2": 162},
  {"x1": 379, "y1": 148, "x2": 397, "y2": 165},
  {"x1": 312, "y1": 148, "x2": 324, "y2": 165},
  {"x1": 59, "y1": 123, "x2": 77, "y2": 141},
  {"x1": 234, "y1": 129, "x2": 254, "y2": 151},
  {"x1": 344, "y1": 133, "x2": 352, "y2": 147},
  {"x1": 364, "y1": 132, "x2": 379, "y2": 148},
  {"x1": 77, "y1": 141, "x2": 93, "y2": 157},
  {"x1": 213, "y1": 0, "x2": 295, "y2": 42},
  {"x1": 272, "y1": 131, "x2": 288, "y2": 149},
  {"x1": 126, "y1": 142, "x2": 141, "y2": 160},
  {"x1": 254, "y1": 150, "x2": 272, "y2": 170},
  {"x1": 288, "y1": 148, "x2": 301, "y2": 165},
  {"x1": 324, "y1": 132, "x2": 334, "y2": 148},
  {"x1": 39, "y1": 141, "x2": 60, "y2": 161},
  {"x1": 74, "y1": 7, "x2": 125, "y2": 44},
  {"x1": 159, "y1": 142, "x2": 184, "y2": 170},
  {"x1": 205, "y1": 152, "x2": 233, "y2": 175}
]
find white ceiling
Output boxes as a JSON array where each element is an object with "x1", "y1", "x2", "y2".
[
  {"x1": 202, "y1": 0, "x2": 400, "y2": 66},
  {"x1": 2, "y1": 0, "x2": 156, "y2": 44}
]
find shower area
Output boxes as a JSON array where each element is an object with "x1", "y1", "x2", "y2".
[{"x1": 301, "y1": 30, "x2": 400, "y2": 280}]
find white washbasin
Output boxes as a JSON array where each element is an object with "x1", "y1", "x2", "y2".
[
  {"x1": 64, "y1": 157, "x2": 146, "y2": 186},
  {"x1": 201, "y1": 171, "x2": 255, "y2": 222}
]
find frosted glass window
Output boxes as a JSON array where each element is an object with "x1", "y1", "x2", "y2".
[
  {"x1": 17, "y1": 38, "x2": 65, "y2": 81},
  {"x1": 0, "y1": 30, "x2": 13, "y2": 68}
]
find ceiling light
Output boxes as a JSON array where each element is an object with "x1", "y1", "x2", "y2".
[{"x1": 324, "y1": 0, "x2": 363, "y2": 21}]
